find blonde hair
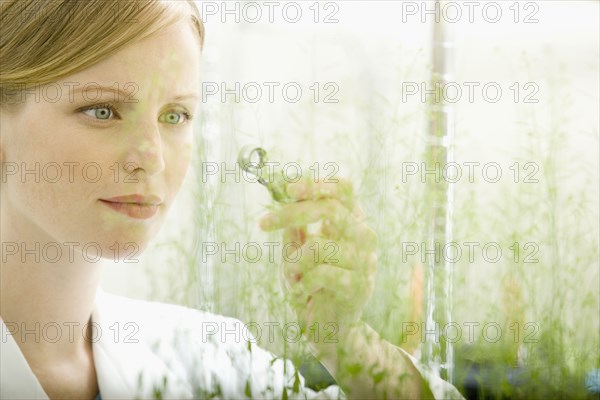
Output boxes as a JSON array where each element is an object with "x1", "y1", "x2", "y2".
[{"x1": 0, "y1": 0, "x2": 205, "y2": 107}]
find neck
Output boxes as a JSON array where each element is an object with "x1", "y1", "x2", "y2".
[{"x1": 1, "y1": 205, "x2": 104, "y2": 364}]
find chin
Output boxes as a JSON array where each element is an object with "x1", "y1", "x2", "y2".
[{"x1": 88, "y1": 238, "x2": 151, "y2": 263}]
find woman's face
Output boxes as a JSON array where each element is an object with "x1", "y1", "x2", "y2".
[{"x1": 0, "y1": 21, "x2": 202, "y2": 259}]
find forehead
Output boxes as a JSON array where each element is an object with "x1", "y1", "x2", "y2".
[{"x1": 60, "y1": 21, "x2": 202, "y2": 99}]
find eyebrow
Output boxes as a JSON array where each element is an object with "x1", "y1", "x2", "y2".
[
  {"x1": 71, "y1": 86, "x2": 198, "y2": 102},
  {"x1": 170, "y1": 94, "x2": 199, "y2": 101}
]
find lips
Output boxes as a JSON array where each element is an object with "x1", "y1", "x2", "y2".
[
  {"x1": 101, "y1": 194, "x2": 163, "y2": 205},
  {"x1": 99, "y1": 194, "x2": 163, "y2": 219}
]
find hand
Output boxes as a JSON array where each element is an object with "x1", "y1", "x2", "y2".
[{"x1": 259, "y1": 177, "x2": 377, "y2": 352}]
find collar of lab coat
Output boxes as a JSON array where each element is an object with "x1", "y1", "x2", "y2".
[{"x1": 0, "y1": 287, "x2": 192, "y2": 400}]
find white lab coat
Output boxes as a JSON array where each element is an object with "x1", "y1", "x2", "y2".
[{"x1": 1, "y1": 288, "x2": 464, "y2": 399}]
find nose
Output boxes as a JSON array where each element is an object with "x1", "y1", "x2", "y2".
[{"x1": 123, "y1": 121, "x2": 165, "y2": 177}]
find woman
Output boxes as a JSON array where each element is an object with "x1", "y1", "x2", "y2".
[{"x1": 0, "y1": 1, "x2": 463, "y2": 399}]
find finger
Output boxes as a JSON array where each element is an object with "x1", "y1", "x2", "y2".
[
  {"x1": 286, "y1": 177, "x2": 355, "y2": 212},
  {"x1": 261, "y1": 200, "x2": 376, "y2": 249},
  {"x1": 288, "y1": 177, "x2": 365, "y2": 221},
  {"x1": 351, "y1": 202, "x2": 366, "y2": 222},
  {"x1": 280, "y1": 231, "x2": 304, "y2": 285},
  {"x1": 282, "y1": 240, "x2": 376, "y2": 291},
  {"x1": 320, "y1": 219, "x2": 378, "y2": 252},
  {"x1": 280, "y1": 222, "x2": 307, "y2": 282},
  {"x1": 283, "y1": 226, "x2": 306, "y2": 246},
  {"x1": 295, "y1": 264, "x2": 372, "y2": 302},
  {"x1": 260, "y1": 199, "x2": 351, "y2": 231},
  {"x1": 291, "y1": 238, "x2": 377, "y2": 275},
  {"x1": 281, "y1": 237, "x2": 331, "y2": 285}
]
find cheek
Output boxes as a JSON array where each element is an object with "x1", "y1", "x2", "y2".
[
  {"x1": 5, "y1": 121, "x2": 77, "y2": 209},
  {"x1": 4, "y1": 157, "x2": 99, "y2": 246},
  {"x1": 3, "y1": 117, "x2": 122, "y2": 242},
  {"x1": 166, "y1": 137, "x2": 193, "y2": 192}
]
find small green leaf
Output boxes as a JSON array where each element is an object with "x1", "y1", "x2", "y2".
[
  {"x1": 293, "y1": 370, "x2": 301, "y2": 393},
  {"x1": 245, "y1": 380, "x2": 252, "y2": 397}
]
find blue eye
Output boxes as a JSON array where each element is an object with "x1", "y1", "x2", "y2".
[
  {"x1": 159, "y1": 110, "x2": 192, "y2": 125},
  {"x1": 81, "y1": 104, "x2": 115, "y2": 120}
]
